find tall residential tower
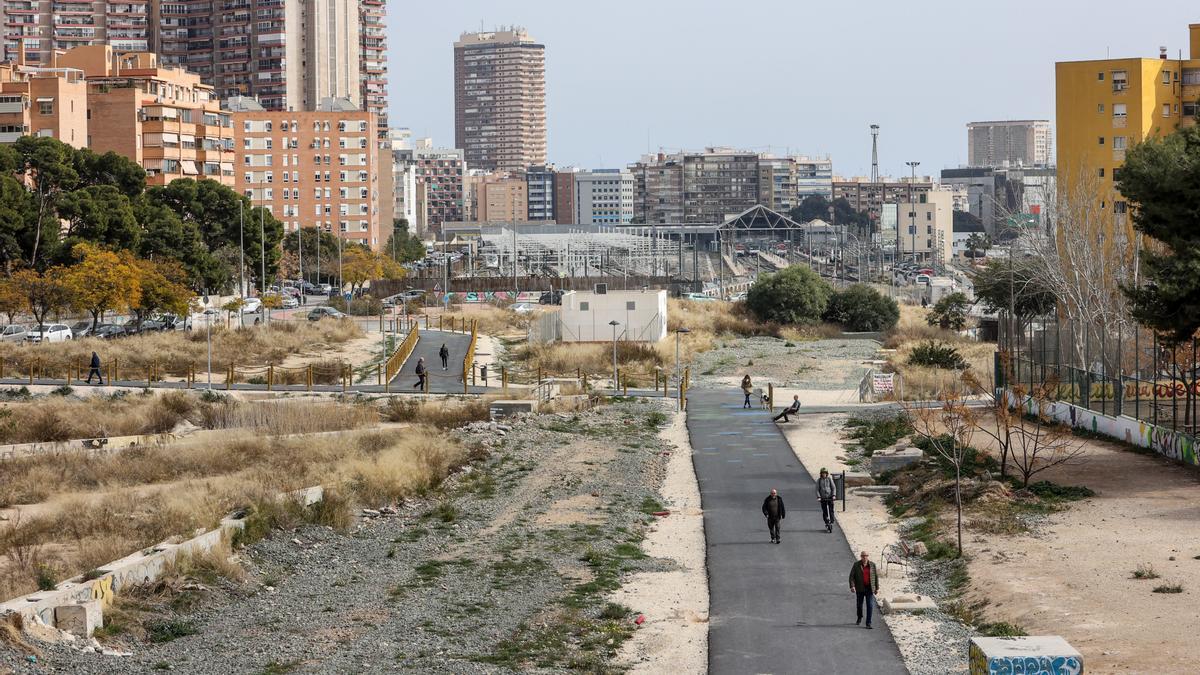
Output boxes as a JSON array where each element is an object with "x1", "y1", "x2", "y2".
[{"x1": 453, "y1": 27, "x2": 546, "y2": 173}]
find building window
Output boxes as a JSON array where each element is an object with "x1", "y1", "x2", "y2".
[
  {"x1": 579, "y1": 302, "x2": 590, "y2": 311},
  {"x1": 1163, "y1": 71, "x2": 1171, "y2": 85},
  {"x1": 1111, "y1": 70, "x2": 1127, "y2": 91},
  {"x1": 1113, "y1": 103, "x2": 1126, "y2": 117},
  {"x1": 37, "y1": 99, "x2": 52, "y2": 115},
  {"x1": 626, "y1": 301, "x2": 636, "y2": 310},
  {"x1": 1115, "y1": 201, "x2": 1128, "y2": 214},
  {"x1": 1097, "y1": 72, "x2": 1104, "y2": 81},
  {"x1": 1113, "y1": 136, "x2": 1127, "y2": 150},
  {"x1": 1098, "y1": 137, "x2": 1105, "y2": 145},
  {"x1": 1097, "y1": 103, "x2": 1105, "y2": 113},
  {"x1": 1164, "y1": 104, "x2": 1171, "y2": 118},
  {"x1": 1098, "y1": 168, "x2": 1105, "y2": 178}
]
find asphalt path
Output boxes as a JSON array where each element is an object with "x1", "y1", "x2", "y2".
[
  {"x1": 391, "y1": 329, "x2": 486, "y2": 394},
  {"x1": 686, "y1": 388, "x2": 908, "y2": 675}
]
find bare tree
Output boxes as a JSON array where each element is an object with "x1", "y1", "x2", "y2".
[
  {"x1": 903, "y1": 382, "x2": 977, "y2": 557},
  {"x1": 1011, "y1": 169, "x2": 1138, "y2": 372},
  {"x1": 962, "y1": 365, "x2": 1018, "y2": 480},
  {"x1": 1007, "y1": 381, "x2": 1088, "y2": 487}
]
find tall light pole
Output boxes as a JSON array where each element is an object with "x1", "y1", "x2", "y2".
[
  {"x1": 609, "y1": 320, "x2": 620, "y2": 390},
  {"x1": 906, "y1": 160, "x2": 921, "y2": 266},
  {"x1": 239, "y1": 201, "x2": 245, "y2": 329},
  {"x1": 204, "y1": 291, "x2": 212, "y2": 390},
  {"x1": 259, "y1": 202, "x2": 266, "y2": 296}
]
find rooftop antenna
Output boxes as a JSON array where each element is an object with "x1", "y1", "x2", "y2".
[{"x1": 870, "y1": 124, "x2": 880, "y2": 183}]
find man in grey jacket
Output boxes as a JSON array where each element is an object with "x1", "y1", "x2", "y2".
[{"x1": 816, "y1": 468, "x2": 837, "y2": 533}]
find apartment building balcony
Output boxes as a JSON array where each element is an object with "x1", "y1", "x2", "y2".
[
  {"x1": 51, "y1": 1, "x2": 94, "y2": 13},
  {"x1": 3, "y1": 1, "x2": 37, "y2": 13},
  {"x1": 54, "y1": 27, "x2": 97, "y2": 39}
]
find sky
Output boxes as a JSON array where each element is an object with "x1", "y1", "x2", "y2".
[{"x1": 388, "y1": 1, "x2": 1198, "y2": 178}]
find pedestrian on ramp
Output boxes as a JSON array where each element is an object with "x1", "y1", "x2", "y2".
[
  {"x1": 439, "y1": 343, "x2": 450, "y2": 370},
  {"x1": 817, "y1": 468, "x2": 837, "y2": 533},
  {"x1": 761, "y1": 488, "x2": 785, "y2": 544},
  {"x1": 413, "y1": 357, "x2": 428, "y2": 390},
  {"x1": 740, "y1": 374, "x2": 754, "y2": 409},
  {"x1": 848, "y1": 550, "x2": 880, "y2": 628}
]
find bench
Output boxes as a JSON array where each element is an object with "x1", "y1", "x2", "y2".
[{"x1": 882, "y1": 541, "x2": 912, "y2": 577}]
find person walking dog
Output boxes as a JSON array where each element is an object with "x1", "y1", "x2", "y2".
[
  {"x1": 86, "y1": 351, "x2": 104, "y2": 385},
  {"x1": 849, "y1": 551, "x2": 880, "y2": 628},
  {"x1": 439, "y1": 343, "x2": 449, "y2": 370},
  {"x1": 817, "y1": 468, "x2": 837, "y2": 532},
  {"x1": 772, "y1": 394, "x2": 801, "y2": 423},
  {"x1": 741, "y1": 374, "x2": 754, "y2": 409},
  {"x1": 413, "y1": 357, "x2": 427, "y2": 390},
  {"x1": 761, "y1": 488, "x2": 785, "y2": 544}
]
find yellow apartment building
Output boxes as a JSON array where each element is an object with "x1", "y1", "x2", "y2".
[
  {"x1": 0, "y1": 61, "x2": 87, "y2": 148},
  {"x1": 1055, "y1": 23, "x2": 1200, "y2": 217}
]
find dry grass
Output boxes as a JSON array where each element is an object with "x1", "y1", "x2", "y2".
[
  {"x1": 0, "y1": 613, "x2": 39, "y2": 656},
  {"x1": 439, "y1": 303, "x2": 532, "y2": 337},
  {"x1": 0, "y1": 426, "x2": 468, "y2": 599},
  {"x1": 381, "y1": 397, "x2": 492, "y2": 429},
  {"x1": 0, "y1": 392, "x2": 378, "y2": 445},
  {"x1": 0, "y1": 320, "x2": 363, "y2": 379},
  {"x1": 885, "y1": 305, "x2": 996, "y2": 400}
]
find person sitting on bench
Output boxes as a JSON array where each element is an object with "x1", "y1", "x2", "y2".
[{"x1": 772, "y1": 394, "x2": 801, "y2": 423}]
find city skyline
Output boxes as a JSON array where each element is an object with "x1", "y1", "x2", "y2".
[{"x1": 389, "y1": 1, "x2": 1198, "y2": 175}]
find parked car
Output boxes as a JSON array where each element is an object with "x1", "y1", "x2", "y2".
[
  {"x1": 93, "y1": 324, "x2": 127, "y2": 340},
  {"x1": 683, "y1": 292, "x2": 717, "y2": 302},
  {"x1": 317, "y1": 283, "x2": 332, "y2": 294},
  {"x1": 279, "y1": 296, "x2": 299, "y2": 309},
  {"x1": 511, "y1": 303, "x2": 535, "y2": 314},
  {"x1": 241, "y1": 297, "x2": 262, "y2": 314},
  {"x1": 27, "y1": 323, "x2": 72, "y2": 343},
  {"x1": 0, "y1": 324, "x2": 28, "y2": 343},
  {"x1": 307, "y1": 306, "x2": 346, "y2": 321},
  {"x1": 70, "y1": 320, "x2": 95, "y2": 338}
]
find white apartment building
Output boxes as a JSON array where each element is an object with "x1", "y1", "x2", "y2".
[{"x1": 574, "y1": 169, "x2": 634, "y2": 225}]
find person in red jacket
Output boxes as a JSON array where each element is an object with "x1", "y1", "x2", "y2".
[{"x1": 848, "y1": 550, "x2": 880, "y2": 628}]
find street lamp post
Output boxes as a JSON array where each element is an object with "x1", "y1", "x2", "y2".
[
  {"x1": 675, "y1": 327, "x2": 690, "y2": 388},
  {"x1": 204, "y1": 292, "x2": 212, "y2": 390},
  {"x1": 609, "y1": 320, "x2": 620, "y2": 391},
  {"x1": 239, "y1": 201, "x2": 245, "y2": 328},
  {"x1": 906, "y1": 160, "x2": 921, "y2": 266}
]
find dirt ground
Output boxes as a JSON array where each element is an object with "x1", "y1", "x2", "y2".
[
  {"x1": 964, "y1": 432, "x2": 1200, "y2": 674},
  {"x1": 611, "y1": 410, "x2": 708, "y2": 674}
]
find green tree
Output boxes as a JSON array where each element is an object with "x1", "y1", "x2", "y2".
[
  {"x1": 789, "y1": 195, "x2": 831, "y2": 223},
  {"x1": 12, "y1": 266, "x2": 71, "y2": 328},
  {"x1": 130, "y1": 258, "x2": 194, "y2": 328},
  {"x1": 823, "y1": 284, "x2": 900, "y2": 331},
  {"x1": 11, "y1": 136, "x2": 79, "y2": 267},
  {"x1": 0, "y1": 175, "x2": 35, "y2": 273},
  {"x1": 132, "y1": 198, "x2": 222, "y2": 290},
  {"x1": 964, "y1": 232, "x2": 991, "y2": 258},
  {"x1": 926, "y1": 292, "x2": 971, "y2": 331},
  {"x1": 745, "y1": 265, "x2": 832, "y2": 324},
  {"x1": 383, "y1": 219, "x2": 426, "y2": 263},
  {"x1": 72, "y1": 149, "x2": 146, "y2": 198},
  {"x1": 282, "y1": 226, "x2": 341, "y2": 282},
  {"x1": 56, "y1": 185, "x2": 141, "y2": 257},
  {"x1": 1119, "y1": 124, "x2": 1200, "y2": 343},
  {"x1": 971, "y1": 257, "x2": 1055, "y2": 317}
]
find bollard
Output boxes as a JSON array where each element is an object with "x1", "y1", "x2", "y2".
[
  {"x1": 147, "y1": 366, "x2": 152, "y2": 389},
  {"x1": 342, "y1": 363, "x2": 348, "y2": 393},
  {"x1": 502, "y1": 366, "x2": 508, "y2": 394},
  {"x1": 226, "y1": 363, "x2": 233, "y2": 390},
  {"x1": 267, "y1": 365, "x2": 274, "y2": 391},
  {"x1": 623, "y1": 378, "x2": 628, "y2": 397},
  {"x1": 768, "y1": 383, "x2": 774, "y2": 413},
  {"x1": 439, "y1": 315, "x2": 443, "y2": 331},
  {"x1": 471, "y1": 367, "x2": 476, "y2": 386},
  {"x1": 113, "y1": 358, "x2": 118, "y2": 385},
  {"x1": 28, "y1": 360, "x2": 33, "y2": 384},
  {"x1": 307, "y1": 364, "x2": 313, "y2": 391},
  {"x1": 538, "y1": 366, "x2": 543, "y2": 384},
  {"x1": 423, "y1": 370, "x2": 430, "y2": 393},
  {"x1": 65, "y1": 363, "x2": 70, "y2": 386},
  {"x1": 377, "y1": 363, "x2": 382, "y2": 386}
]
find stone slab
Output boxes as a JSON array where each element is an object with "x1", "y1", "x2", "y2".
[
  {"x1": 844, "y1": 471, "x2": 873, "y2": 487},
  {"x1": 881, "y1": 594, "x2": 937, "y2": 614},
  {"x1": 871, "y1": 448, "x2": 924, "y2": 473},
  {"x1": 489, "y1": 400, "x2": 537, "y2": 419},
  {"x1": 969, "y1": 636, "x2": 1083, "y2": 675}
]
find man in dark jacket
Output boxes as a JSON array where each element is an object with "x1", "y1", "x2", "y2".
[
  {"x1": 761, "y1": 488, "x2": 785, "y2": 544},
  {"x1": 85, "y1": 351, "x2": 103, "y2": 385},
  {"x1": 816, "y1": 468, "x2": 837, "y2": 532},
  {"x1": 413, "y1": 357, "x2": 427, "y2": 390},
  {"x1": 439, "y1": 344, "x2": 449, "y2": 370},
  {"x1": 849, "y1": 551, "x2": 880, "y2": 628},
  {"x1": 772, "y1": 394, "x2": 801, "y2": 423}
]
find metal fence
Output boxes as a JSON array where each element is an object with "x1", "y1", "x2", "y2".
[{"x1": 1000, "y1": 311, "x2": 1200, "y2": 436}]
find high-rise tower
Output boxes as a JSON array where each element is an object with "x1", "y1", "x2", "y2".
[{"x1": 453, "y1": 27, "x2": 546, "y2": 173}]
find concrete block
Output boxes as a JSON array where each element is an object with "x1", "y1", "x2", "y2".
[
  {"x1": 844, "y1": 471, "x2": 873, "y2": 487},
  {"x1": 871, "y1": 446, "x2": 924, "y2": 473},
  {"x1": 969, "y1": 636, "x2": 1083, "y2": 675},
  {"x1": 54, "y1": 600, "x2": 102, "y2": 637},
  {"x1": 489, "y1": 400, "x2": 537, "y2": 420},
  {"x1": 881, "y1": 594, "x2": 937, "y2": 614},
  {"x1": 852, "y1": 485, "x2": 899, "y2": 497}
]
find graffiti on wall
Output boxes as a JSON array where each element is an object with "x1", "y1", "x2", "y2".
[
  {"x1": 969, "y1": 644, "x2": 1083, "y2": 675},
  {"x1": 1055, "y1": 379, "x2": 1200, "y2": 401},
  {"x1": 445, "y1": 291, "x2": 541, "y2": 304},
  {"x1": 1140, "y1": 422, "x2": 1198, "y2": 465}
]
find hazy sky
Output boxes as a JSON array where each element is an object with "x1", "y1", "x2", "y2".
[{"x1": 388, "y1": 1, "x2": 1198, "y2": 178}]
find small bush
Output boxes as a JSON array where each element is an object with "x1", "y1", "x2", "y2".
[
  {"x1": 823, "y1": 284, "x2": 900, "y2": 332},
  {"x1": 977, "y1": 621, "x2": 1026, "y2": 637},
  {"x1": 1152, "y1": 583, "x2": 1183, "y2": 594},
  {"x1": 0, "y1": 386, "x2": 31, "y2": 400},
  {"x1": 845, "y1": 414, "x2": 911, "y2": 455},
  {"x1": 34, "y1": 563, "x2": 57, "y2": 591},
  {"x1": 147, "y1": 620, "x2": 198, "y2": 643},
  {"x1": 1027, "y1": 481, "x2": 1095, "y2": 502},
  {"x1": 1133, "y1": 564, "x2": 1160, "y2": 580},
  {"x1": 645, "y1": 411, "x2": 667, "y2": 429},
  {"x1": 599, "y1": 603, "x2": 631, "y2": 620},
  {"x1": 51, "y1": 385, "x2": 74, "y2": 397},
  {"x1": 907, "y1": 340, "x2": 967, "y2": 370}
]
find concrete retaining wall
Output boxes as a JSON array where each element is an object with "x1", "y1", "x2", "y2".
[
  {"x1": 1005, "y1": 389, "x2": 1200, "y2": 467},
  {"x1": 0, "y1": 485, "x2": 325, "y2": 628},
  {"x1": 969, "y1": 636, "x2": 1082, "y2": 674},
  {"x1": 0, "y1": 433, "x2": 176, "y2": 461}
]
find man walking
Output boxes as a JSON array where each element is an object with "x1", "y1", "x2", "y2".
[
  {"x1": 439, "y1": 343, "x2": 449, "y2": 370},
  {"x1": 413, "y1": 357, "x2": 427, "y2": 390},
  {"x1": 85, "y1": 351, "x2": 104, "y2": 385},
  {"x1": 761, "y1": 488, "x2": 785, "y2": 544},
  {"x1": 849, "y1": 551, "x2": 880, "y2": 628},
  {"x1": 817, "y1": 468, "x2": 837, "y2": 533},
  {"x1": 772, "y1": 394, "x2": 801, "y2": 423}
]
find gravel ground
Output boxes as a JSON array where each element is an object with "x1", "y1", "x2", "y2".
[
  {"x1": 690, "y1": 336, "x2": 880, "y2": 390},
  {"x1": 3, "y1": 400, "x2": 676, "y2": 674}
]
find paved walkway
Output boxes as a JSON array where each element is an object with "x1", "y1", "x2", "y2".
[
  {"x1": 391, "y1": 329, "x2": 486, "y2": 394},
  {"x1": 686, "y1": 389, "x2": 907, "y2": 675}
]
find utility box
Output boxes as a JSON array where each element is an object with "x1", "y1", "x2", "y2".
[
  {"x1": 489, "y1": 400, "x2": 537, "y2": 420},
  {"x1": 969, "y1": 636, "x2": 1083, "y2": 675}
]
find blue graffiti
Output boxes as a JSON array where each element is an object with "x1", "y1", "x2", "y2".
[{"x1": 990, "y1": 655, "x2": 1083, "y2": 675}]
